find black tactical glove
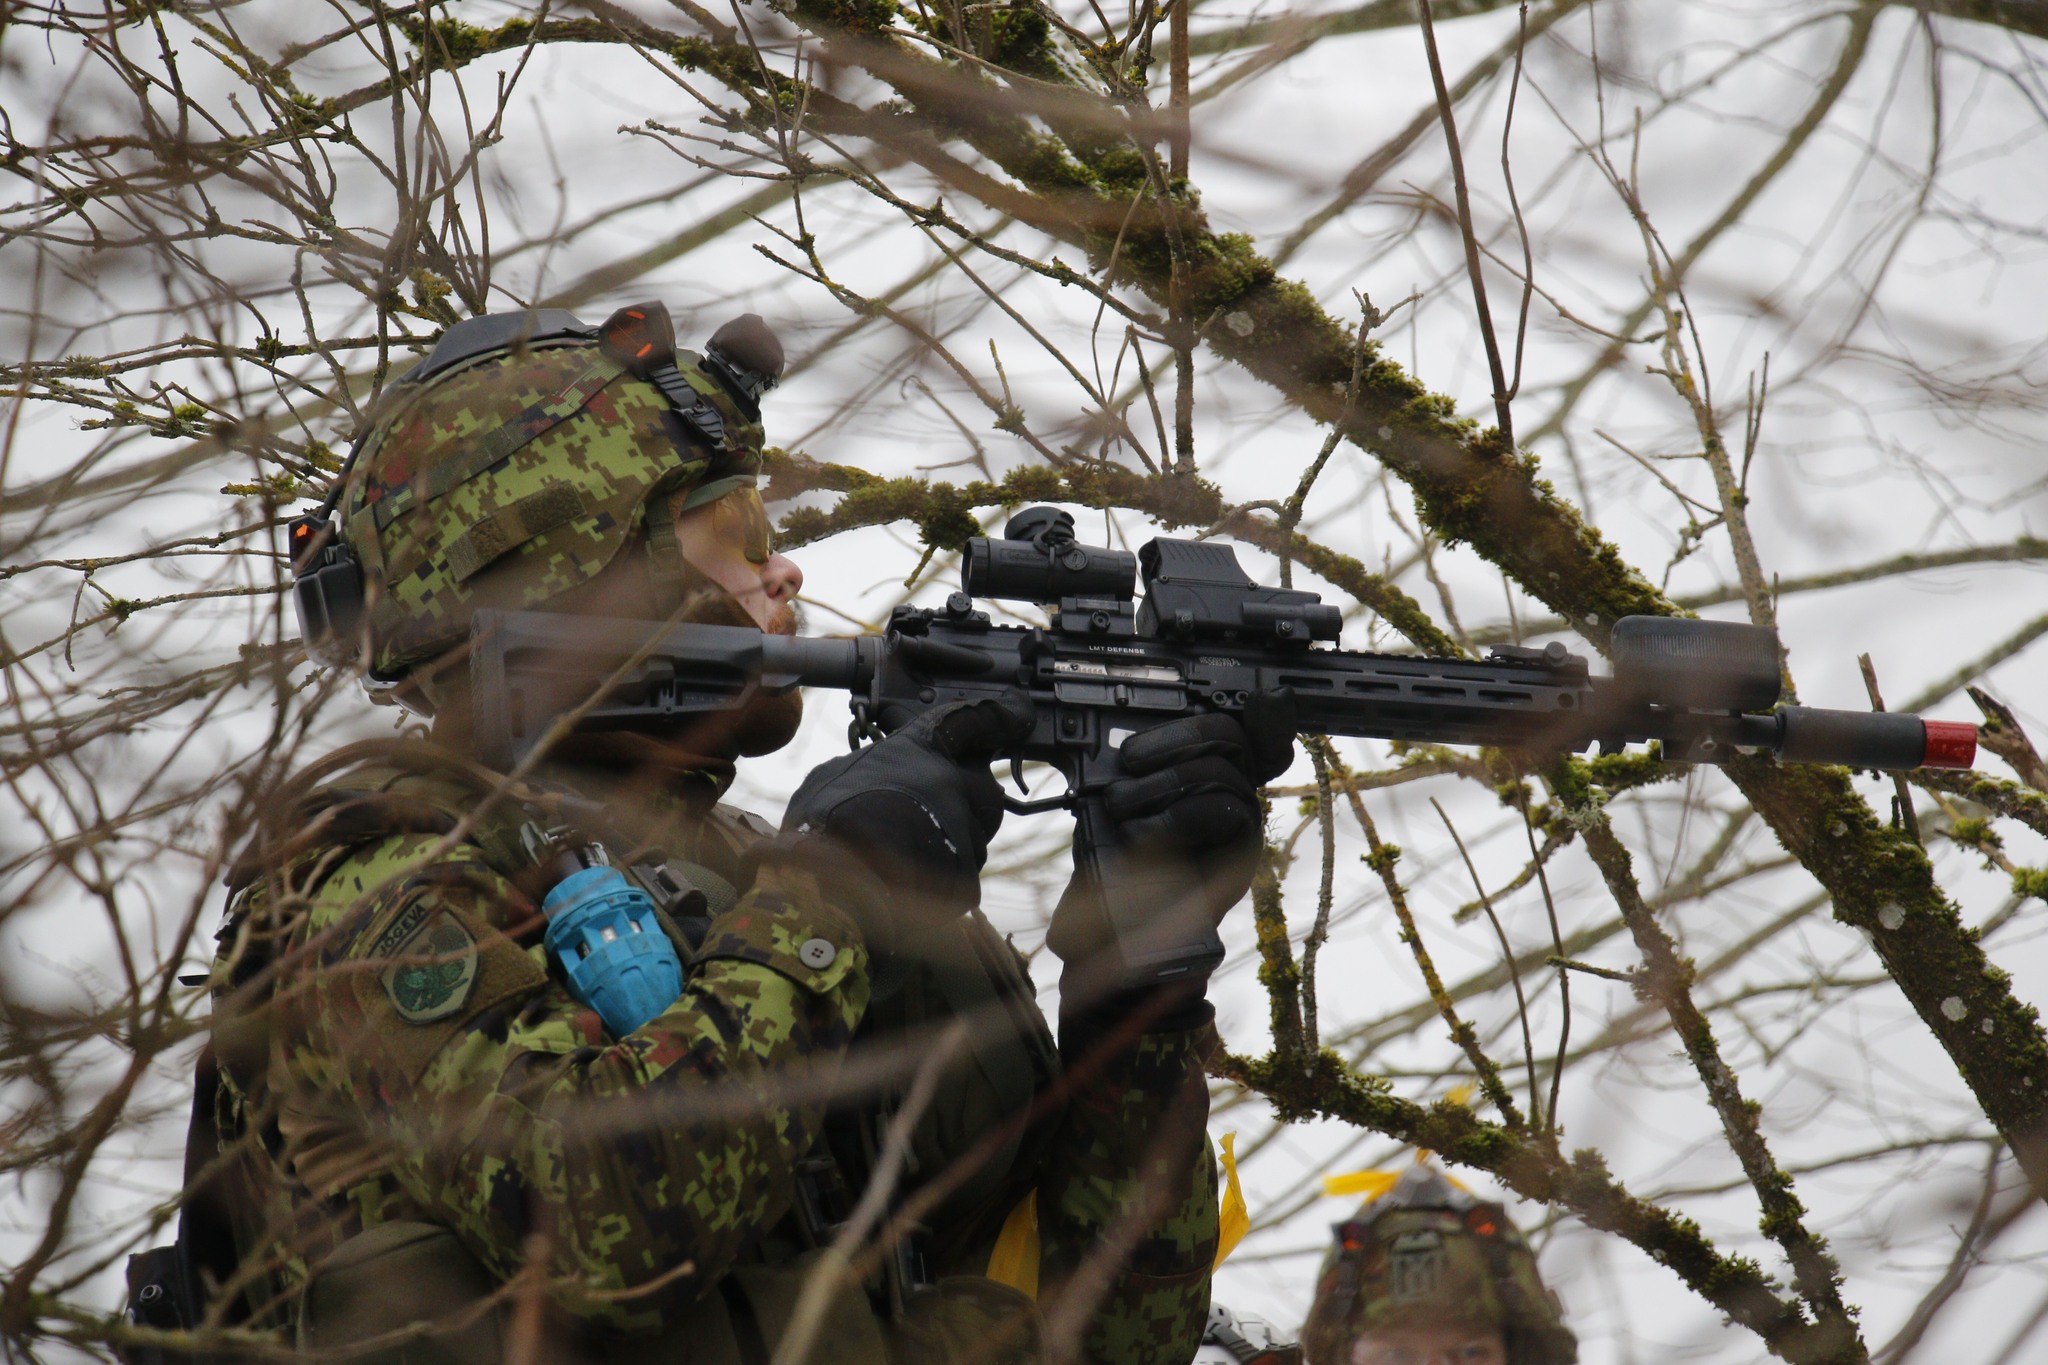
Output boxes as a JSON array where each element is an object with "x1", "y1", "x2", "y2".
[
  {"x1": 1050, "y1": 698, "x2": 1296, "y2": 1034},
  {"x1": 750, "y1": 693, "x2": 1035, "y2": 948}
]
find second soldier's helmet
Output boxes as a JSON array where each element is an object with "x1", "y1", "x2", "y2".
[
  {"x1": 292, "y1": 302, "x2": 784, "y2": 713},
  {"x1": 1301, "y1": 1165, "x2": 1576, "y2": 1365}
]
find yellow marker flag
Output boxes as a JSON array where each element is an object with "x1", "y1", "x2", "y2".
[
  {"x1": 1323, "y1": 1163, "x2": 1476, "y2": 1200},
  {"x1": 1321, "y1": 1168, "x2": 1403, "y2": 1200},
  {"x1": 989, "y1": 1132, "x2": 1259, "y2": 1289},
  {"x1": 1215, "y1": 1132, "x2": 1249, "y2": 1268},
  {"x1": 985, "y1": 1190, "x2": 1040, "y2": 1298}
]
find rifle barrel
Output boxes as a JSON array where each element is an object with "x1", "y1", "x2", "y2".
[{"x1": 1741, "y1": 707, "x2": 1976, "y2": 770}]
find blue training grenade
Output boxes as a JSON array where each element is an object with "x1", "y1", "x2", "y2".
[{"x1": 542, "y1": 865, "x2": 684, "y2": 1038}]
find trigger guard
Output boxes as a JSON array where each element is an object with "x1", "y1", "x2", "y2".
[{"x1": 1001, "y1": 791, "x2": 1076, "y2": 816}]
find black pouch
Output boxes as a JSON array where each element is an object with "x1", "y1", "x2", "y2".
[
  {"x1": 121, "y1": 1042, "x2": 248, "y2": 1365},
  {"x1": 122, "y1": 1243, "x2": 204, "y2": 1363}
]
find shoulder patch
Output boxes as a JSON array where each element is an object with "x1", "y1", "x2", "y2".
[{"x1": 374, "y1": 900, "x2": 479, "y2": 1023}]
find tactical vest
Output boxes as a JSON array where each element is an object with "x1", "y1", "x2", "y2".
[{"x1": 193, "y1": 740, "x2": 1062, "y2": 1365}]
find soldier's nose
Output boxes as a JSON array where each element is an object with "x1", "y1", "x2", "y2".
[{"x1": 762, "y1": 553, "x2": 802, "y2": 604}]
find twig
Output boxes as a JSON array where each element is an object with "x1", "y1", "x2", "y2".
[
  {"x1": 1860, "y1": 654, "x2": 1923, "y2": 845},
  {"x1": 1319, "y1": 749, "x2": 1523, "y2": 1128},
  {"x1": 1522, "y1": 4, "x2": 1882, "y2": 447},
  {"x1": 1901, "y1": 611, "x2": 2048, "y2": 714},
  {"x1": 1417, "y1": 0, "x2": 1514, "y2": 443},
  {"x1": 1277, "y1": 292, "x2": 1383, "y2": 588},
  {"x1": 1270, "y1": 1, "x2": 1588, "y2": 266},
  {"x1": 1498, "y1": 3, "x2": 1535, "y2": 404},
  {"x1": 1612, "y1": 127, "x2": 1776, "y2": 632},
  {"x1": 502, "y1": 1233, "x2": 553, "y2": 1365},
  {"x1": 1431, "y1": 797, "x2": 1539, "y2": 1130},
  {"x1": 1909, "y1": 769, "x2": 2048, "y2": 842},
  {"x1": 1516, "y1": 782, "x2": 1571, "y2": 1132},
  {"x1": 1466, "y1": 537, "x2": 2048, "y2": 646},
  {"x1": 1249, "y1": 800, "x2": 1306, "y2": 1058},
  {"x1": 1967, "y1": 687, "x2": 2048, "y2": 793},
  {"x1": 1299, "y1": 739, "x2": 1339, "y2": 1051},
  {"x1": 1872, "y1": 1143, "x2": 2025, "y2": 1364},
  {"x1": 1168, "y1": 0, "x2": 1189, "y2": 182},
  {"x1": 1549, "y1": 956, "x2": 1634, "y2": 984}
]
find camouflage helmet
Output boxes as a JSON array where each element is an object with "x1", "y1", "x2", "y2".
[
  {"x1": 316, "y1": 303, "x2": 783, "y2": 696},
  {"x1": 1302, "y1": 1166, "x2": 1576, "y2": 1365}
]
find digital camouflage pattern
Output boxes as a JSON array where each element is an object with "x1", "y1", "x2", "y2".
[
  {"x1": 1039, "y1": 1023, "x2": 1220, "y2": 1364},
  {"x1": 342, "y1": 338, "x2": 762, "y2": 680},
  {"x1": 215, "y1": 744, "x2": 1221, "y2": 1362},
  {"x1": 1301, "y1": 1166, "x2": 1576, "y2": 1365},
  {"x1": 222, "y1": 754, "x2": 868, "y2": 1335}
]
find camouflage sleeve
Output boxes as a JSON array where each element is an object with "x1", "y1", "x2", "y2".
[
  {"x1": 1035, "y1": 1017, "x2": 1220, "y2": 1365},
  {"x1": 282, "y1": 833, "x2": 870, "y2": 1328}
]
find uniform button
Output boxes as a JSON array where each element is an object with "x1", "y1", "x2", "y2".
[{"x1": 798, "y1": 938, "x2": 837, "y2": 970}]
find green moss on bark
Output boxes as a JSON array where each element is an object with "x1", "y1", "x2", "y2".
[{"x1": 1736, "y1": 755, "x2": 2048, "y2": 1177}]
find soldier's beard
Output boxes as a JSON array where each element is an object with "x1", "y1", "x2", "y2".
[
  {"x1": 723, "y1": 599, "x2": 806, "y2": 754},
  {"x1": 761, "y1": 597, "x2": 803, "y2": 640},
  {"x1": 665, "y1": 585, "x2": 805, "y2": 757},
  {"x1": 717, "y1": 676, "x2": 803, "y2": 756}
]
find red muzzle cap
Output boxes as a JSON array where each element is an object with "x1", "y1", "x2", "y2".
[{"x1": 1920, "y1": 720, "x2": 1978, "y2": 770}]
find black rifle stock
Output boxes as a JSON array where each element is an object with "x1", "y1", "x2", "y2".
[{"x1": 471, "y1": 507, "x2": 1976, "y2": 991}]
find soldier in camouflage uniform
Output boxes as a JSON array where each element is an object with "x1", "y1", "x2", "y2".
[
  {"x1": 1300, "y1": 1166, "x2": 1576, "y2": 1365},
  {"x1": 207, "y1": 303, "x2": 1287, "y2": 1365}
]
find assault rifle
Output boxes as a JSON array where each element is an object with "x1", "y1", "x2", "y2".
[{"x1": 470, "y1": 506, "x2": 1977, "y2": 990}]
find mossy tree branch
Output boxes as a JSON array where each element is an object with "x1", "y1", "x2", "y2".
[
  {"x1": 746, "y1": 0, "x2": 2048, "y2": 1199},
  {"x1": 1248, "y1": 832, "x2": 1307, "y2": 1063},
  {"x1": 1909, "y1": 769, "x2": 2048, "y2": 842},
  {"x1": 1732, "y1": 757, "x2": 2048, "y2": 1187},
  {"x1": 1466, "y1": 537, "x2": 2048, "y2": 647},
  {"x1": 1554, "y1": 759, "x2": 1862, "y2": 1361}
]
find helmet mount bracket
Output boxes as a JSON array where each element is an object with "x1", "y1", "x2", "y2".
[{"x1": 599, "y1": 301, "x2": 736, "y2": 456}]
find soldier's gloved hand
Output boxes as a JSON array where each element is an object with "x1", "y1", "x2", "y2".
[
  {"x1": 1050, "y1": 697, "x2": 1295, "y2": 1034},
  {"x1": 749, "y1": 693, "x2": 1035, "y2": 949}
]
